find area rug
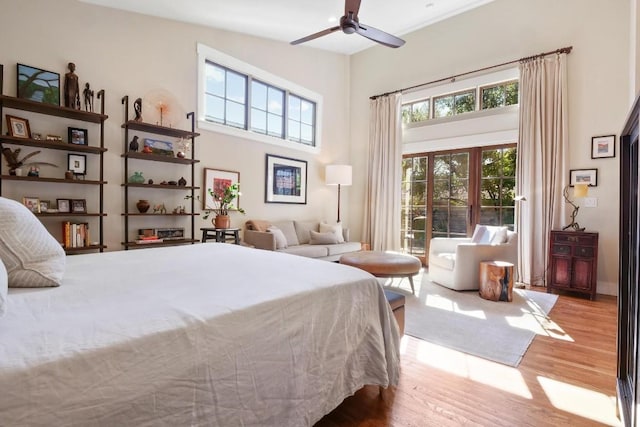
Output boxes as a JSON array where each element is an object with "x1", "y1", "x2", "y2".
[{"x1": 385, "y1": 271, "x2": 558, "y2": 367}]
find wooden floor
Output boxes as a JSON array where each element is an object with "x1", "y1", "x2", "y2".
[{"x1": 316, "y1": 288, "x2": 619, "y2": 427}]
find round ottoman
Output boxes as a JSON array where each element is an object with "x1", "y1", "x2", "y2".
[{"x1": 340, "y1": 251, "x2": 422, "y2": 294}]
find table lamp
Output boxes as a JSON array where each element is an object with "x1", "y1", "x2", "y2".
[
  {"x1": 326, "y1": 165, "x2": 352, "y2": 222},
  {"x1": 562, "y1": 183, "x2": 588, "y2": 231}
]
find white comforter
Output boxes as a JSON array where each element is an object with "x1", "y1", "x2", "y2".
[{"x1": 0, "y1": 244, "x2": 400, "y2": 426}]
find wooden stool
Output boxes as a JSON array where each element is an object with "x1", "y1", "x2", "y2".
[{"x1": 479, "y1": 261, "x2": 514, "y2": 302}]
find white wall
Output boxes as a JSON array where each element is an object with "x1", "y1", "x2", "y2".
[
  {"x1": 349, "y1": 0, "x2": 630, "y2": 296},
  {"x1": 0, "y1": 0, "x2": 351, "y2": 250}
]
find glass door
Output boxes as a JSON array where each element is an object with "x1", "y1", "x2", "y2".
[{"x1": 432, "y1": 152, "x2": 471, "y2": 239}]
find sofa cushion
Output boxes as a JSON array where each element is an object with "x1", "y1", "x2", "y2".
[
  {"x1": 319, "y1": 222, "x2": 345, "y2": 243},
  {"x1": 267, "y1": 226, "x2": 288, "y2": 249},
  {"x1": 471, "y1": 225, "x2": 508, "y2": 244},
  {"x1": 294, "y1": 221, "x2": 319, "y2": 245},
  {"x1": 0, "y1": 197, "x2": 66, "y2": 288},
  {"x1": 271, "y1": 221, "x2": 299, "y2": 246},
  {"x1": 326, "y1": 241, "x2": 363, "y2": 256},
  {"x1": 309, "y1": 230, "x2": 339, "y2": 245},
  {"x1": 429, "y1": 252, "x2": 456, "y2": 271},
  {"x1": 278, "y1": 245, "x2": 329, "y2": 258}
]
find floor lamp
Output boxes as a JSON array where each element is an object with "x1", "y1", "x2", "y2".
[{"x1": 326, "y1": 165, "x2": 352, "y2": 223}]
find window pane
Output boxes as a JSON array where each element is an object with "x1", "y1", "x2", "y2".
[
  {"x1": 454, "y1": 91, "x2": 475, "y2": 114},
  {"x1": 288, "y1": 95, "x2": 301, "y2": 120},
  {"x1": 433, "y1": 179, "x2": 450, "y2": 205},
  {"x1": 226, "y1": 101, "x2": 245, "y2": 128},
  {"x1": 451, "y1": 153, "x2": 469, "y2": 178},
  {"x1": 432, "y1": 208, "x2": 449, "y2": 234},
  {"x1": 288, "y1": 119, "x2": 300, "y2": 141},
  {"x1": 413, "y1": 157, "x2": 427, "y2": 180},
  {"x1": 226, "y1": 71, "x2": 246, "y2": 104},
  {"x1": 402, "y1": 158, "x2": 412, "y2": 181},
  {"x1": 502, "y1": 208, "x2": 515, "y2": 230},
  {"x1": 401, "y1": 105, "x2": 411, "y2": 124},
  {"x1": 301, "y1": 100, "x2": 314, "y2": 125},
  {"x1": 267, "y1": 112, "x2": 283, "y2": 137},
  {"x1": 251, "y1": 108, "x2": 266, "y2": 133},
  {"x1": 434, "y1": 96, "x2": 453, "y2": 118},
  {"x1": 300, "y1": 124, "x2": 313, "y2": 144},
  {"x1": 504, "y1": 147, "x2": 517, "y2": 176},
  {"x1": 412, "y1": 181, "x2": 426, "y2": 206},
  {"x1": 481, "y1": 178, "x2": 501, "y2": 206},
  {"x1": 205, "y1": 62, "x2": 225, "y2": 97},
  {"x1": 482, "y1": 86, "x2": 504, "y2": 109},
  {"x1": 205, "y1": 95, "x2": 224, "y2": 123},
  {"x1": 268, "y1": 86, "x2": 283, "y2": 115},
  {"x1": 450, "y1": 207, "x2": 467, "y2": 235},
  {"x1": 480, "y1": 207, "x2": 501, "y2": 225},
  {"x1": 411, "y1": 100, "x2": 429, "y2": 122},
  {"x1": 410, "y1": 231, "x2": 426, "y2": 255},
  {"x1": 502, "y1": 178, "x2": 515, "y2": 205},
  {"x1": 482, "y1": 149, "x2": 502, "y2": 177},
  {"x1": 434, "y1": 155, "x2": 450, "y2": 178},
  {"x1": 251, "y1": 81, "x2": 267, "y2": 109},
  {"x1": 505, "y1": 82, "x2": 519, "y2": 105}
]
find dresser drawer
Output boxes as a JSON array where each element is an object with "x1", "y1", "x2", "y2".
[
  {"x1": 551, "y1": 244, "x2": 571, "y2": 256},
  {"x1": 575, "y1": 246, "x2": 595, "y2": 258},
  {"x1": 552, "y1": 232, "x2": 597, "y2": 246}
]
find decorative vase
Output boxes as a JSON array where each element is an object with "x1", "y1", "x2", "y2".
[
  {"x1": 129, "y1": 171, "x2": 145, "y2": 184},
  {"x1": 178, "y1": 176, "x2": 187, "y2": 186},
  {"x1": 214, "y1": 214, "x2": 230, "y2": 229},
  {"x1": 136, "y1": 199, "x2": 150, "y2": 213}
]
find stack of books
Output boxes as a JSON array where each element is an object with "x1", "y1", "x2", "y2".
[
  {"x1": 135, "y1": 234, "x2": 164, "y2": 244},
  {"x1": 62, "y1": 222, "x2": 90, "y2": 248}
]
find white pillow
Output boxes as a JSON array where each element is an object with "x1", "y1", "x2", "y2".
[
  {"x1": 0, "y1": 259, "x2": 7, "y2": 317},
  {"x1": 471, "y1": 225, "x2": 508, "y2": 245},
  {"x1": 309, "y1": 230, "x2": 339, "y2": 245},
  {"x1": 0, "y1": 197, "x2": 65, "y2": 287},
  {"x1": 491, "y1": 227, "x2": 508, "y2": 244},
  {"x1": 267, "y1": 226, "x2": 288, "y2": 249},
  {"x1": 319, "y1": 222, "x2": 345, "y2": 243}
]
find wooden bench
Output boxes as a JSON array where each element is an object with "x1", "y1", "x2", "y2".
[{"x1": 384, "y1": 290, "x2": 405, "y2": 336}]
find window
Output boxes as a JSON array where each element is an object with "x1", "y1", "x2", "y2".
[
  {"x1": 197, "y1": 43, "x2": 323, "y2": 152},
  {"x1": 481, "y1": 80, "x2": 519, "y2": 110},
  {"x1": 479, "y1": 146, "x2": 517, "y2": 228},
  {"x1": 433, "y1": 89, "x2": 476, "y2": 118},
  {"x1": 401, "y1": 100, "x2": 430, "y2": 124},
  {"x1": 401, "y1": 156, "x2": 427, "y2": 256}
]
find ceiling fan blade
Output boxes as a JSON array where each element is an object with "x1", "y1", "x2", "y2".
[
  {"x1": 356, "y1": 23, "x2": 406, "y2": 48},
  {"x1": 290, "y1": 26, "x2": 341, "y2": 45},
  {"x1": 345, "y1": 0, "x2": 361, "y2": 18}
]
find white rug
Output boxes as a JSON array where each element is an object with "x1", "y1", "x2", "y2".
[{"x1": 384, "y1": 270, "x2": 558, "y2": 367}]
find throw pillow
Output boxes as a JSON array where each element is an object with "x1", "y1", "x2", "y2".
[
  {"x1": 0, "y1": 197, "x2": 66, "y2": 287},
  {"x1": 471, "y1": 224, "x2": 508, "y2": 244},
  {"x1": 271, "y1": 221, "x2": 300, "y2": 247},
  {"x1": 309, "y1": 230, "x2": 339, "y2": 245},
  {"x1": 490, "y1": 227, "x2": 508, "y2": 244},
  {"x1": 319, "y1": 222, "x2": 345, "y2": 243},
  {"x1": 0, "y1": 259, "x2": 7, "y2": 317},
  {"x1": 293, "y1": 220, "x2": 319, "y2": 245},
  {"x1": 267, "y1": 226, "x2": 288, "y2": 249}
]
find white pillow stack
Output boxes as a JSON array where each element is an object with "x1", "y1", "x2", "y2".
[
  {"x1": 0, "y1": 197, "x2": 66, "y2": 287},
  {"x1": 319, "y1": 222, "x2": 345, "y2": 243}
]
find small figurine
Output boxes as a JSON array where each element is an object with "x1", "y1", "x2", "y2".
[
  {"x1": 129, "y1": 135, "x2": 139, "y2": 152},
  {"x1": 64, "y1": 62, "x2": 81, "y2": 109},
  {"x1": 83, "y1": 83, "x2": 94, "y2": 112},
  {"x1": 153, "y1": 203, "x2": 166, "y2": 214},
  {"x1": 28, "y1": 166, "x2": 39, "y2": 177},
  {"x1": 178, "y1": 176, "x2": 187, "y2": 186},
  {"x1": 148, "y1": 178, "x2": 154, "y2": 185},
  {"x1": 134, "y1": 98, "x2": 143, "y2": 122}
]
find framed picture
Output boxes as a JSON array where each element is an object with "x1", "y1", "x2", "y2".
[
  {"x1": 143, "y1": 138, "x2": 174, "y2": 156},
  {"x1": 17, "y1": 63, "x2": 60, "y2": 106},
  {"x1": 39, "y1": 200, "x2": 50, "y2": 213},
  {"x1": 22, "y1": 197, "x2": 40, "y2": 213},
  {"x1": 265, "y1": 154, "x2": 307, "y2": 204},
  {"x1": 71, "y1": 199, "x2": 87, "y2": 213},
  {"x1": 155, "y1": 227, "x2": 185, "y2": 241},
  {"x1": 591, "y1": 134, "x2": 615, "y2": 159},
  {"x1": 570, "y1": 169, "x2": 598, "y2": 187},
  {"x1": 57, "y1": 199, "x2": 71, "y2": 213},
  {"x1": 68, "y1": 154, "x2": 87, "y2": 175},
  {"x1": 6, "y1": 115, "x2": 31, "y2": 138},
  {"x1": 203, "y1": 168, "x2": 240, "y2": 210},
  {"x1": 68, "y1": 127, "x2": 88, "y2": 145}
]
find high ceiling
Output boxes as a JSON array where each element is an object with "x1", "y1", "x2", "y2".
[{"x1": 79, "y1": 0, "x2": 494, "y2": 55}]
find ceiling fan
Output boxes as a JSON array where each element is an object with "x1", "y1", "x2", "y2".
[{"x1": 290, "y1": 0, "x2": 406, "y2": 49}]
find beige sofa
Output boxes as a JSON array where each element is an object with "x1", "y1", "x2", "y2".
[{"x1": 244, "y1": 220, "x2": 362, "y2": 261}]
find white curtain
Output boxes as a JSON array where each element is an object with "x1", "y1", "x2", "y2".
[
  {"x1": 516, "y1": 53, "x2": 568, "y2": 286},
  {"x1": 363, "y1": 93, "x2": 402, "y2": 251}
]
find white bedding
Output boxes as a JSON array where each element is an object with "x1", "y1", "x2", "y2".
[{"x1": 0, "y1": 244, "x2": 400, "y2": 426}]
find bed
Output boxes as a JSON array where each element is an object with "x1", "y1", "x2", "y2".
[{"x1": 0, "y1": 243, "x2": 400, "y2": 426}]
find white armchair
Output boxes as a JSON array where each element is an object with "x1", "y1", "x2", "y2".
[{"x1": 428, "y1": 230, "x2": 518, "y2": 291}]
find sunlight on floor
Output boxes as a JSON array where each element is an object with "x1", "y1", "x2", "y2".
[
  {"x1": 424, "y1": 294, "x2": 487, "y2": 319},
  {"x1": 538, "y1": 376, "x2": 620, "y2": 426},
  {"x1": 402, "y1": 336, "x2": 532, "y2": 399}
]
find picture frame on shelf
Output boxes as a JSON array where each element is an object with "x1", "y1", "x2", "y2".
[
  {"x1": 265, "y1": 154, "x2": 307, "y2": 204},
  {"x1": 22, "y1": 196, "x2": 40, "y2": 213},
  {"x1": 591, "y1": 134, "x2": 616, "y2": 159},
  {"x1": 17, "y1": 63, "x2": 60, "y2": 106},
  {"x1": 143, "y1": 138, "x2": 174, "y2": 156},
  {"x1": 71, "y1": 199, "x2": 87, "y2": 213},
  {"x1": 39, "y1": 200, "x2": 50, "y2": 213},
  {"x1": 68, "y1": 127, "x2": 88, "y2": 145},
  {"x1": 155, "y1": 227, "x2": 185, "y2": 241},
  {"x1": 57, "y1": 199, "x2": 71, "y2": 213},
  {"x1": 6, "y1": 115, "x2": 31, "y2": 138},
  {"x1": 68, "y1": 154, "x2": 87, "y2": 176},
  {"x1": 570, "y1": 168, "x2": 598, "y2": 187},
  {"x1": 203, "y1": 168, "x2": 240, "y2": 211}
]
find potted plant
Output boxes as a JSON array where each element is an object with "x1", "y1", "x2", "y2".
[{"x1": 188, "y1": 183, "x2": 245, "y2": 229}]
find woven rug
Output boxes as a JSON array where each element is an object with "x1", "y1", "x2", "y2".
[{"x1": 384, "y1": 270, "x2": 558, "y2": 367}]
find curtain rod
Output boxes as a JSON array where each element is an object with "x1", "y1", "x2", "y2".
[{"x1": 369, "y1": 46, "x2": 573, "y2": 100}]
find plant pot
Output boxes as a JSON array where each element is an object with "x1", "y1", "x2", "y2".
[
  {"x1": 136, "y1": 199, "x2": 150, "y2": 213},
  {"x1": 214, "y1": 214, "x2": 230, "y2": 229}
]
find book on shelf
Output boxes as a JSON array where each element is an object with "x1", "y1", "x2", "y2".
[
  {"x1": 61, "y1": 221, "x2": 90, "y2": 248},
  {"x1": 134, "y1": 238, "x2": 164, "y2": 244}
]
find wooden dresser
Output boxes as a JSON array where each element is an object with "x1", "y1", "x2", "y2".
[{"x1": 547, "y1": 230, "x2": 598, "y2": 300}]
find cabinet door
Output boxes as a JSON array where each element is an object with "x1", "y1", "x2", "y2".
[
  {"x1": 550, "y1": 256, "x2": 572, "y2": 288},
  {"x1": 572, "y1": 257, "x2": 593, "y2": 290}
]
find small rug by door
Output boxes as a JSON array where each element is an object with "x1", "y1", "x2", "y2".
[{"x1": 385, "y1": 271, "x2": 558, "y2": 367}]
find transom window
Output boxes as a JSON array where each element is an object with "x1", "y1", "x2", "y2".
[
  {"x1": 197, "y1": 43, "x2": 323, "y2": 152},
  {"x1": 481, "y1": 80, "x2": 519, "y2": 110},
  {"x1": 433, "y1": 89, "x2": 476, "y2": 118}
]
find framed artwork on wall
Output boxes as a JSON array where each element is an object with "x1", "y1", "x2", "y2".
[
  {"x1": 265, "y1": 154, "x2": 307, "y2": 204},
  {"x1": 570, "y1": 168, "x2": 598, "y2": 187},
  {"x1": 591, "y1": 135, "x2": 615, "y2": 159},
  {"x1": 203, "y1": 168, "x2": 240, "y2": 211},
  {"x1": 17, "y1": 63, "x2": 60, "y2": 106}
]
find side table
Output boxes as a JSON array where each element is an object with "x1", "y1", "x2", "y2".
[
  {"x1": 479, "y1": 261, "x2": 514, "y2": 302},
  {"x1": 200, "y1": 227, "x2": 240, "y2": 244}
]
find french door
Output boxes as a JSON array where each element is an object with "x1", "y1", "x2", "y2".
[{"x1": 401, "y1": 144, "x2": 516, "y2": 264}]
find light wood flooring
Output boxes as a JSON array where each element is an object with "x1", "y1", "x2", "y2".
[{"x1": 316, "y1": 288, "x2": 619, "y2": 426}]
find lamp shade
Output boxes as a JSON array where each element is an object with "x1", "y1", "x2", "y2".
[
  {"x1": 574, "y1": 183, "x2": 589, "y2": 198},
  {"x1": 326, "y1": 165, "x2": 352, "y2": 186}
]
